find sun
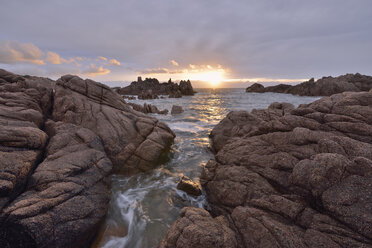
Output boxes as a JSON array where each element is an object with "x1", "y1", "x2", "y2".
[{"x1": 190, "y1": 70, "x2": 225, "y2": 87}]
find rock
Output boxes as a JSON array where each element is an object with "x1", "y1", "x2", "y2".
[
  {"x1": 177, "y1": 176, "x2": 202, "y2": 196},
  {"x1": 0, "y1": 69, "x2": 176, "y2": 248},
  {"x1": 246, "y1": 73, "x2": 372, "y2": 96},
  {"x1": 245, "y1": 83, "x2": 264, "y2": 92},
  {"x1": 138, "y1": 89, "x2": 159, "y2": 100},
  {"x1": 171, "y1": 105, "x2": 184, "y2": 114},
  {"x1": 123, "y1": 95, "x2": 136, "y2": 100},
  {"x1": 159, "y1": 207, "x2": 237, "y2": 248},
  {"x1": 53, "y1": 75, "x2": 175, "y2": 174},
  {"x1": 0, "y1": 121, "x2": 112, "y2": 248},
  {"x1": 116, "y1": 77, "x2": 195, "y2": 97},
  {"x1": 168, "y1": 90, "x2": 182, "y2": 98},
  {"x1": 179, "y1": 80, "x2": 195, "y2": 95},
  {"x1": 128, "y1": 102, "x2": 168, "y2": 115},
  {"x1": 164, "y1": 90, "x2": 372, "y2": 247}
]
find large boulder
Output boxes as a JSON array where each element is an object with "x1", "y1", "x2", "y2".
[
  {"x1": 245, "y1": 73, "x2": 372, "y2": 96},
  {"x1": 0, "y1": 121, "x2": 112, "y2": 248},
  {"x1": 163, "y1": 90, "x2": 372, "y2": 247},
  {"x1": 53, "y1": 75, "x2": 175, "y2": 174}
]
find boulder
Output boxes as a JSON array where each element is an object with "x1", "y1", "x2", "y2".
[
  {"x1": 171, "y1": 105, "x2": 184, "y2": 114},
  {"x1": 245, "y1": 73, "x2": 372, "y2": 96},
  {"x1": 168, "y1": 90, "x2": 182, "y2": 98},
  {"x1": 53, "y1": 75, "x2": 175, "y2": 174},
  {"x1": 128, "y1": 102, "x2": 168, "y2": 115},
  {"x1": 177, "y1": 176, "x2": 202, "y2": 196},
  {"x1": 163, "y1": 90, "x2": 372, "y2": 247},
  {"x1": 159, "y1": 207, "x2": 237, "y2": 248}
]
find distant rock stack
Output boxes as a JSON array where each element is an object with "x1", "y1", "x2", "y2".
[
  {"x1": 245, "y1": 73, "x2": 372, "y2": 96},
  {"x1": 116, "y1": 77, "x2": 195, "y2": 98}
]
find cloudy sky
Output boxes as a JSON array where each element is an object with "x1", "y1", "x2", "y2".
[{"x1": 1, "y1": 0, "x2": 371, "y2": 87}]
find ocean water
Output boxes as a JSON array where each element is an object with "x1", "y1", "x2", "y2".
[{"x1": 94, "y1": 89, "x2": 319, "y2": 248}]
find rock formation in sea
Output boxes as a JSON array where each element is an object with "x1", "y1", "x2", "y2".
[
  {"x1": 171, "y1": 105, "x2": 184, "y2": 115},
  {"x1": 246, "y1": 73, "x2": 372, "y2": 96},
  {"x1": 0, "y1": 69, "x2": 175, "y2": 248},
  {"x1": 161, "y1": 89, "x2": 372, "y2": 247},
  {"x1": 115, "y1": 77, "x2": 195, "y2": 98},
  {"x1": 128, "y1": 102, "x2": 169, "y2": 115}
]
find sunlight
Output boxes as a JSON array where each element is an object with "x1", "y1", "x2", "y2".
[{"x1": 190, "y1": 70, "x2": 225, "y2": 87}]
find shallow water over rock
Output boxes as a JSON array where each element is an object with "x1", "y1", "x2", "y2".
[{"x1": 97, "y1": 89, "x2": 319, "y2": 248}]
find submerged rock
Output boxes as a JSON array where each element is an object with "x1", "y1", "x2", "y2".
[
  {"x1": 177, "y1": 176, "x2": 202, "y2": 196},
  {"x1": 163, "y1": 90, "x2": 372, "y2": 247},
  {"x1": 246, "y1": 73, "x2": 372, "y2": 96},
  {"x1": 171, "y1": 105, "x2": 184, "y2": 114}
]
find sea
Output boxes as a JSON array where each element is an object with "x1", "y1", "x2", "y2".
[{"x1": 94, "y1": 89, "x2": 320, "y2": 248}]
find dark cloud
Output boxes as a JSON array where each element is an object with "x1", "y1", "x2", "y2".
[{"x1": 1, "y1": 0, "x2": 372, "y2": 85}]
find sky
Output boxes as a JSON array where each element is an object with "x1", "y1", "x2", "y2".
[{"x1": 0, "y1": 0, "x2": 371, "y2": 88}]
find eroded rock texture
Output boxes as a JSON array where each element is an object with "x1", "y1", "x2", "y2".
[
  {"x1": 162, "y1": 91, "x2": 372, "y2": 247},
  {"x1": 246, "y1": 73, "x2": 372, "y2": 96},
  {"x1": 0, "y1": 69, "x2": 175, "y2": 247}
]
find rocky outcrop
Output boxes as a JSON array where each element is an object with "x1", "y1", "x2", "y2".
[
  {"x1": 128, "y1": 102, "x2": 169, "y2": 115},
  {"x1": 162, "y1": 90, "x2": 372, "y2": 247},
  {"x1": 246, "y1": 73, "x2": 372, "y2": 96},
  {"x1": 171, "y1": 105, "x2": 184, "y2": 115},
  {"x1": 0, "y1": 69, "x2": 175, "y2": 248},
  {"x1": 138, "y1": 89, "x2": 159, "y2": 100},
  {"x1": 116, "y1": 77, "x2": 195, "y2": 98},
  {"x1": 53, "y1": 75, "x2": 175, "y2": 174}
]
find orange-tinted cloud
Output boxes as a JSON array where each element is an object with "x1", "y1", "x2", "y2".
[
  {"x1": 0, "y1": 40, "x2": 45, "y2": 65},
  {"x1": 84, "y1": 63, "x2": 110, "y2": 76},
  {"x1": 170, "y1": 60, "x2": 179, "y2": 66},
  {"x1": 98, "y1": 56, "x2": 108, "y2": 61},
  {"x1": 109, "y1": 59, "x2": 120, "y2": 66}
]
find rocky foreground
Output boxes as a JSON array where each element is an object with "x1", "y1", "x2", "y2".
[
  {"x1": 0, "y1": 69, "x2": 175, "y2": 247},
  {"x1": 246, "y1": 73, "x2": 372, "y2": 96},
  {"x1": 161, "y1": 90, "x2": 372, "y2": 247},
  {"x1": 114, "y1": 77, "x2": 195, "y2": 98}
]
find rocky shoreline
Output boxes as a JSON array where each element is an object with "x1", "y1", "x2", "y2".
[
  {"x1": 0, "y1": 69, "x2": 175, "y2": 247},
  {"x1": 246, "y1": 73, "x2": 372, "y2": 96},
  {"x1": 161, "y1": 89, "x2": 372, "y2": 247},
  {"x1": 1, "y1": 68, "x2": 372, "y2": 248}
]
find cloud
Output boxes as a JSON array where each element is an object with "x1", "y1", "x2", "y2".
[
  {"x1": 109, "y1": 59, "x2": 120, "y2": 66},
  {"x1": 170, "y1": 60, "x2": 179, "y2": 66},
  {"x1": 141, "y1": 68, "x2": 169, "y2": 74},
  {"x1": 98, "y1": 56, "x2": 108, "y2": 61},
  {"x1": 0, "y1": 40, "x2": 45, "y2": 65},
  {"x1": 84, "y1": 63, "x2": 110, "y2": 76},
  {"x1": 46, "y1": 51, "x2": 62, "y2": 64}
]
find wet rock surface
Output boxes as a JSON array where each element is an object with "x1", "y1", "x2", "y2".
[
  {"x1": 116, "y1": 77, "x2": 195, "y2": 98},
  {"x1": 0, "y1": 69, "x2": 175, "y2": 248},
  {"x1": 162, "y1": 90, "x2": 372, "y2": 247},
  {"x1": 246, "y1": 73, "x2": 372, "y2": 96},
  {"x1": 171, "y1": 105, "x2": 184, "y2": 115},
  {"x1": 177, "y1": 176, "x2": 202, "y2": 196}
]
